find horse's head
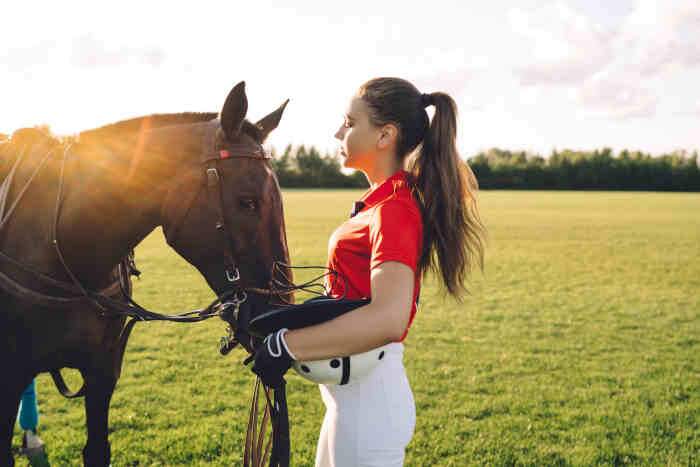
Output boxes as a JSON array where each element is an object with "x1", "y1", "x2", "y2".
[{"x1": 160, "y1": 82, "x2": 292, "y2": 328}]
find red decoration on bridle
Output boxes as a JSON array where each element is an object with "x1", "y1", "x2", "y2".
[{"x1": 219, "y1": 149, "x2": 231, "y2": 159}]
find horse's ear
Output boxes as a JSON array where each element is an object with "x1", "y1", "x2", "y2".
[
  {"x1": 255, "y1": 99, "x2": 289, "y2": 143},
  {"x1": 221, "y1": 81, "x2": 248, "y2": 139}
]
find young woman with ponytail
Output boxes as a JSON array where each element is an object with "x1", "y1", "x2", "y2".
[{"x1": 249, "y1": 77, "x2": 486, "y2": 466}]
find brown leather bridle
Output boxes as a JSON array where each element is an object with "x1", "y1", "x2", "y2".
[
  {"x1": 201, "y1": 125, "x2": 272, "y2": 296},
  {"x1": 195, "y1": 121, "x2": 274, "y2": 352}
]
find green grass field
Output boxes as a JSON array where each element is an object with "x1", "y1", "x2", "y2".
[{"x1": 14, "y1": 190, "x2": 700, "y2": 466}]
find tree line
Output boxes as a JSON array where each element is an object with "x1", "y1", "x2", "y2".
[
  {"x1": 270, "y1": 145, "x2": 367, "y2": 188},
  {"x1": 272, "y1": 145, "x2": 700, "y2": 191},
  {"x1": 4, "y1": 128, "x2": 698, "y2": 191}
]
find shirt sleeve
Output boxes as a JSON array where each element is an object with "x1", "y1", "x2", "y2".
[{"x1": 369, "y1": 199, "x2": 422, "y2": 272}]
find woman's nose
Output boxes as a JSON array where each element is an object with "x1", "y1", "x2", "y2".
[{"x1": 334, "y1": 126, "x2": 344, "y2": 141}]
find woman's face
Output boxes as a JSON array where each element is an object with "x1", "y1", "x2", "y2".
[{"x1": 334, "y1": 96, "x2": 381, "y2": 170}]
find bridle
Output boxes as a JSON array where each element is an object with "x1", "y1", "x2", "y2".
[
  {"x1": 192, "y1": 120, "x2": 277, "y2": 354},
  {"x1": 201, "y1": 121, "x2": 269, "y2": 285}
]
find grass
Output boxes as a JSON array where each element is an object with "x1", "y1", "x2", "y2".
[{"x1": 13, "y1": 190, "x2": 700, "y2": 466}]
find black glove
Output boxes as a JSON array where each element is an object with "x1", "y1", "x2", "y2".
[{"x1": 247, "y1": 328, "x2": 296, "y2": 388}]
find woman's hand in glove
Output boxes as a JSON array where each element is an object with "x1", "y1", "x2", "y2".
[{"x1": 246, "y1": 328, "x2": 297, "y2": 388}]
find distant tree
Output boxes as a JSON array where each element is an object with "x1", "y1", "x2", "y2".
[
  {"x1": 267, "y1": 143, "x2": 700, "y2": 191},
  {"x1": 267, "y1": 144, "x2": 367, "y2": 188},
  {"x1": 467, "y1": 147, "x2": 700, "y2": 191}
]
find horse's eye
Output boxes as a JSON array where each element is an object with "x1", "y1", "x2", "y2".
[{"x1": 239, "y1": 198, "x2": 258, "y2": 212}]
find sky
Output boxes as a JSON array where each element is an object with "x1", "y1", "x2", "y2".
[{"x1": 1, "y1": 0, "x2": 698, "y2": 157}]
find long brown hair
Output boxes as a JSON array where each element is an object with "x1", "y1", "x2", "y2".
[{"x1": 358, "y1": 77, "x2": 485, "y2": 298}]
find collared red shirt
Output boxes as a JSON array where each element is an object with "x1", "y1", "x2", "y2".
[{"x1": 326, "y1": 169, "x2": 423, "y2": 342}]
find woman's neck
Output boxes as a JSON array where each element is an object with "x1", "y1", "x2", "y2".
[{"x1": 364, "y1": 157, "x2": 403, "y2": 188}]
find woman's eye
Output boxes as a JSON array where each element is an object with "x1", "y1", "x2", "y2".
[
  {"x1": 343, "y1": 120, "x2": 352, "y2": 128},
  {"x1": 239, "y1": 199, "x2": 257, "y2": 212}
]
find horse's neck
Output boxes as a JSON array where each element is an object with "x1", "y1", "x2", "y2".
[{"x1": 55, "y1": 123, "x2": 204, "y2": 289}]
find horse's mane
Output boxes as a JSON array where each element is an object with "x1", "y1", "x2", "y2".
[
  {"x1": 0, "y1": 127, "x2": 62, "y2": 181},
  {"x1": 77, "y1": 112, "x2": 264, "y2": 142},
  {"x1": 78, "y1": 112, "x2": 218, "y2": 140}
]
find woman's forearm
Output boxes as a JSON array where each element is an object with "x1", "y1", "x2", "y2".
[{"x1": 282, "y1": 303, "x2": 397, "y2": 361}]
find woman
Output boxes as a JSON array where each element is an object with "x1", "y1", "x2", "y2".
[{"x1": 251, "y1": 77, "x2": 485, "y2": 466}]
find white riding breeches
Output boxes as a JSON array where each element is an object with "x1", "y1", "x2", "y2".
[{"x1": 314, "y1": 342, "x2": 416, "y2": 467}]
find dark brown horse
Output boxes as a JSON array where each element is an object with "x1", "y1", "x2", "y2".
[{"x1": 0, "y1": 81, "x2": 291, "y2": 466}]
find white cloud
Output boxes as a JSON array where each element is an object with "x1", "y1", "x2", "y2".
[
  {"x1": 510, "y1": 0, "x2": 700, "y2": 120},
  {"x1": 676, "y1": 99, "x2": 700, "y2": 117},
  {"x1": 0, "y1": 40, "x2": 58, "y2": 73},
  {"x1": 578, "y1": 72, "x2": 657, "y2": 119},
  {"x1": 616, "y1": 0, "x2": 700, "y2": 76},
  {"x1": 509, "y1": 2, "x2": 614, "y2": 85},
  {"x1": 510, "y1": 0, "x2": 700, "y2": 85},
  {"x1": 413, "y1": 57, "x2": 492, "y2": 111},
  {"x1": 579, "y1": 0, "x2": 700, "y2": 120},
  {"x1": 71, "y1": 34, "x2": 165, "y2": 69}
]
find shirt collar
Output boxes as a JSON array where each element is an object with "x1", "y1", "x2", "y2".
[{"x1": 359, "y1": 169, "x2": 410, "y2": 209}]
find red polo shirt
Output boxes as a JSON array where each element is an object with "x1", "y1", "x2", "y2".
[{"x1": 326, "y1": 170, "x2": 423, "y2": 342}]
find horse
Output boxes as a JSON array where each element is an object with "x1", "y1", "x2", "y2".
[{"x1": 0, "y1": 81, "x2": 292, "y2": 466}]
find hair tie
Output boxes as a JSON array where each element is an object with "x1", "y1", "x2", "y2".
[{"x1": 421, "y1": 93, "x2": 435, "y2": 108}]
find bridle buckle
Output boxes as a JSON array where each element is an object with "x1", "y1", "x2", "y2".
[
  {"x1": 226, "y1": 267, "x2": 240, "y2": 283},
  {"x1": 206, "y1": 167, "x2": 219, "y2": 187}
]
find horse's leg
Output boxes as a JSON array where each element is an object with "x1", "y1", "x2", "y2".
[
  {"x1": 82, "y1": 368, "x2": 117, "y2": 467},
  {"x1": 0, "y1": 392, "x2": 21, "y2": 467},
  {"x1": 0, "y1": 370, "x2": 32, "y2": 467}
]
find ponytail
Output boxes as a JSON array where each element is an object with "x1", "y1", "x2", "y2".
[
  {"x1": 358, "y1": 78, "x2": 486, "y2": 299},
  {"x1": 409, "y1": 92, "x2": 485, "y2": 297}
]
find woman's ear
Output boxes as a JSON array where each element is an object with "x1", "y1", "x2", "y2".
[{"x1": 376, "y1": 123, "x2": 398, "y2": 151}]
